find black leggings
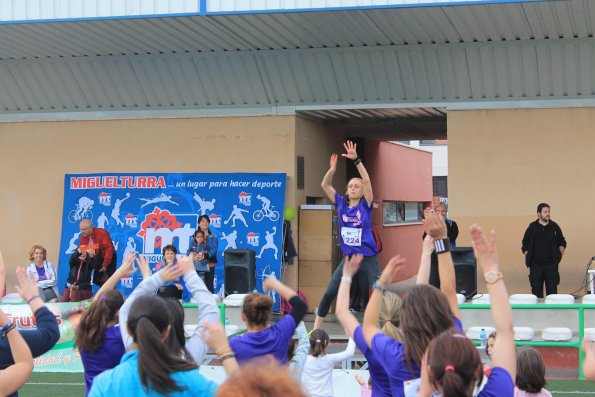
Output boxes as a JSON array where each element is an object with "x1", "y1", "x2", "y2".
[{"x1": 317, "y1": 255, "x2": 380, "y2": 318}]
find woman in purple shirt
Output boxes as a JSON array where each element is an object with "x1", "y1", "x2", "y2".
[
  {"x1": 229, "y1": 277, "x2": 307, "y2": 364},
  {"x1": 419, "y1": 224, "x2": 516, "y2": 397},
  {"x1": 75, "y1": 252, "x2": 140, "y2": 395},
  {"x1": 313, "y1": 140, "x2": 380, "y2": 330}
]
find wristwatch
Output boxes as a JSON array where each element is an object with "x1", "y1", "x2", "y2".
[
  {"x1": 372, "y1": 281, "x2": 386, "y2": 293},
  {"x1": 484, "y1": 271, "x2": 503, "y2": 284}
]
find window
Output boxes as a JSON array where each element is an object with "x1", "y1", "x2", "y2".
[
  {"x1": 433, "y1": 176, "x2": 448, "y2": 197},
  {"x1": 383, "y1": 201, "x2": 426, "y2": 225}
]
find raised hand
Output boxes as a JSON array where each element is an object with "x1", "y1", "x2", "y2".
[
  {"x1": 470, "y1": 224, "x2": 499, "y2": 273},
  {"x1": 354, "y1": 375, "x2": 366, "y2": 386},
  {"x1": 329, "y1": 154, "x2": 338, "y2": 172},
  {"x1": 263, "y1": 275, "x2": 279, "y2": 292},
  {"x1": 201, "y1": 322, "x2": 231, "y2": 355},
  {"x1": 342, "y1": 254, "x2": 363, "y2": 278},
  {"x1": 160, "y1": 263, "x2": 183, "y2": 283},
  {"x1": 15, "y1": 268, "x2": 39, "y2": 302},
  {"x1": 424, "y1": 208, "x2": 447, "y2": 239},
  {"x1": 422, "y1": 234, "x2": 435, "y2": 254},
  {"x1": 177, "y1": 255, "x2": 195, "y2": 275},
  {"x1": 378, "y1": 255, "x2": 405, "y2": 286},
  {"x1": 135, "y1": 255, "x2": 152, "y2": 279},
  {"x1": 119, "y1": 252, "x2": 138, "y2": 275},
  {"x1": 341, "y1": 140, "x2": 358, "y2": 161}
]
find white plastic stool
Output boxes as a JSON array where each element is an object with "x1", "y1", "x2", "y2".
[
  {"x1": 1, "y1": 293, "x2": 24, "y2": 303},
  {"x1": 509, "y1": 294, "x2": 538, "y2": 305},
  {"x1": 456, "y1": 294, "x2": 466, "y2": 305},
  {"x1": 471, "y1": 294, "x2": 490, "y2": 304},
  {"x1": 582, "y1": 295, "x2": 595, "y2": 304},
  {"x1": 585, "y1": 328, "x2": 595, "y2": 340},
  {"x1": 513, "y1": 327, "x2": 535, "y2": 341},
  {"x1": 544, "y1": 294, "x2": 574, "y2": 305},
  {"x1": 542, "y1": 327, "x2": 573, "y2": 341},
  {"x1": 183, "y1": 324, "x2": 197, "y2": 338},
  {"x1": 465, "y1": 326, "x2": 496, "y2": 340}
]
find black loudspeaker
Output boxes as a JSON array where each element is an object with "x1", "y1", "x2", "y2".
[
  {"x1": 224, "y1": 249, "x2": 256, "y2": 295},
  {"x1": 430, "y1": 248, "x2": 477, "y2": 299},
  {"x1": 451, "y1": 247, "x2": 477, "y2": 300}
]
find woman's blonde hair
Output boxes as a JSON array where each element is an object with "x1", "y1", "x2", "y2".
[
  {"x1": 29, "y1": 245, "x2": 47, "y2": 262},
  {"x1": 379, "y1": 291, "x2": 403, "y2": 341}
]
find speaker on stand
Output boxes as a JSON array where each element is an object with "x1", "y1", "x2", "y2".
[
  {"x1": 451, "y1": 247, "x2": 477, "y2": 300},
  {"x1": 224, "y1": 249, "x2": 256, "y2": 295},
  {"x1": 428, "y1": 247, "x2": 477, "y2": 300}
]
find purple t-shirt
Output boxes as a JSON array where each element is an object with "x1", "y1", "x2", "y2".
[
  {"x1": 353, "y1": 326, "x2": 392, "y2": 397},
  {"x1": 35, "y1": 266, "x2": 47, "y2": 281},
  {"x1": 80, "y1": 325, "x2": 125, "y2": 396},
  {"x1": 229, "y1": 315, "x2": 297, "y2": 364},
  {"x1": 335, "y1": 192, "x2": 378, "y2": 256},
  {"x1": 480, "y1": 367, "x2": 514, "y2": 396},
  {"x1": 370, "y1": 317, "x2": 464, "y2": 397}
]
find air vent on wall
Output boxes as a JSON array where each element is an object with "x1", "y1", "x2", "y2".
[{"x1": 297, "y1": 156, "x2": 305, "y2": 190}]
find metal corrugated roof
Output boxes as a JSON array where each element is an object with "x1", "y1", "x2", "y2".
[
  {"x1": 0, "y1": 1, "x2": 592, "y2": 59},
  {"x1": 0, "y1": 0, "x2": 592, "y2": 119},
  {"x1": 0, "y1": 36, "x2": 591, "y2": 115}
]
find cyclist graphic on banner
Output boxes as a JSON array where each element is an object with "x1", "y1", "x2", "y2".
[
  {"x1": 253, "y1": 194, "x2": 280, "y2": 221},
  {"x1": 68, "y1": 197, "x2": 94, "y2": 223}
]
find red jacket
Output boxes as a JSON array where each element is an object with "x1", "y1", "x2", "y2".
[{"x1": 79, "y1": 227, "x2": 115, "y2": 271}]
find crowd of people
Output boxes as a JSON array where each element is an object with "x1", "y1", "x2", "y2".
[{"x1": 1, "y1": 140, "x2": 595, "y2": 396}]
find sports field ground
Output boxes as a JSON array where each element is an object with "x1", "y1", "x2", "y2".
[{"x1": 19, "y1": 372, "x2": 595, "y2": 396}]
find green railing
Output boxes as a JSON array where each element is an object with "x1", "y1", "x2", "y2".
[
  {"x1": 460, "y1": 303, "x2": 595, "y2": 380},
  {"x1": 182, "y1": 302, "x2": 226, "y2": 325}
]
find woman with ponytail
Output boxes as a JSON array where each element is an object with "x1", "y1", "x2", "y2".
[
  {"x1": 361, "y1": 209, "x2": 463, "y2": 397},
  {"x1": 118, "y1": 254, "x2": 219, "y2": 365},
  {"x1": 229, "y1": 276, "x2": 307, "y2": 364},
  {"x1": 89, "y1": 295, "x2": 218, "y2": 396},
  {"x1": 419, "y1": 225, "x2": 516, "y2": 397},
  {"x1": 301, "y1": 328, "x2": 355, "y2": 397},
  {"x1": 76, "y1": 252, "x2": 142, "y2": 395}
]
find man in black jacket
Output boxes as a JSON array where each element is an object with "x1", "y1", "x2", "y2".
[{"x1": 522, "y1": 203, "x2": 567, "y2": 298}]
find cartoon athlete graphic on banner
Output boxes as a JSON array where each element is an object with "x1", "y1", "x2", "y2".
[
  {"x1": 138, "y1": 193, "x2": 179, "y2": 208},
  {"x1": 256, "y1": 226, "x2": 278, "y2": 260},
  {"x1": 193, "y1": 193, "x2": 216, "y2": 216},
  {"x1": 224, "y1": 205, "x2": 249, "y2": 228},
  {"x1": 253, "y1": 194, "x2": 280, "y2": 221},
  {"x1": 111, "y1": 193, "x2": 130, "y2": 227},
  {"x1": 68, "y1": 197, "x2": 94, "y2": 223},
  {"x1": 221, "y1": 230, "x2": 238, "y2": 250}
]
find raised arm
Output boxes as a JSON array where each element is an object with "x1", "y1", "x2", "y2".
[
  {"x1": 425, "y1": 208, "x2": 461, "y2": 319},
  {"x1": 119, "y1": 261, "x2": 182, "y2": 347},
  {"x1": 0, "y1": 308, "x2": 33, "y2": 396},
  {"x1": 93, "y1": 252, "x2": 137, "y2": 301},
  {"x1": 362, "y1": 255, "x2": 405, "y2": 347},
  {"x1": 321, "y1": 154, "x2": 338, "y2": 203},
  {"x1": 178, "y1": 255, "x2": 219, "y2": 364},
  {"x1": 416, "y1": 235, "x2": 435, "y2": 285},
  {"x1": 341, "y1": 140, "x2": 373, "y2": 206},
  {"x1": 202, "y1": 322, "x2": 239, "y2": 376},
  {"x1": 336, "y1": 255, "x2": 363, "y2": 338},
  {"x1": 328, "y1": 337, "x2": 356, "y2": 363},
  {"x1": 470, "y1": 225, "x2": 516, "y2": 380},
  {"x1": 263, "y1": 277, "x2": 307, "y2": 326}
]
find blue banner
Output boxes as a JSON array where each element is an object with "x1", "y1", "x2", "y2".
[{"x1": 58, "y1": 173, "x2": 286, "y2": 310}]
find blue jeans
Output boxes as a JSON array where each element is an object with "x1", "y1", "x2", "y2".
[{"x1": 316, "y1": 255, "x2": 380, "y2": 318}]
